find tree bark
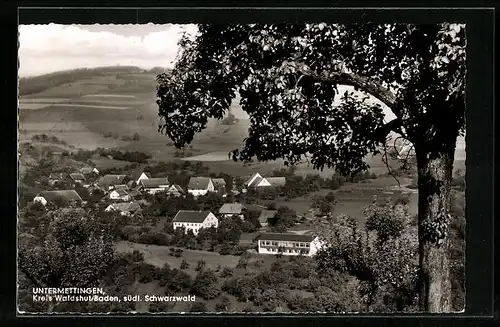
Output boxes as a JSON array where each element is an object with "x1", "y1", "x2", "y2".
[{"x1": 416, "y1": 147, "x2": 454, "y2": 312}]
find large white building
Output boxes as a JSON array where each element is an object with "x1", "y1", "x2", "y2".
[
  {"x1": 257, "y1": 233, "x2": 325, "y2": 257},
  {"x1": 187, "y1": 177, "x2": 215, "y2": 197},
  {"x1": 172, "y1": 210, "x2": 218, "y2": 236}
]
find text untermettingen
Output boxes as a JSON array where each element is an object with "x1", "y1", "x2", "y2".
[{"x1": 32, "y1": 287, "x2": 105, "y2": 295}]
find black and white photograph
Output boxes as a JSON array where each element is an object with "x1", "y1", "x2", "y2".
[{"x1": 17, "y1": 21, "x2": 467, "y2": 314}]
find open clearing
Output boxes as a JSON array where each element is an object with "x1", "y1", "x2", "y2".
[
  {"x1": 181, "y1": 151, "x2": 232, "y2": 162},
  {"x1": 50, "y1": 103, "x2": 130, "y2": 110},
  {"x1": 82, "y1": 94, "x2": 136, "y2": 98},
  {"x1": 115, "y1": 241, "x2": 241, "y2": 276}
]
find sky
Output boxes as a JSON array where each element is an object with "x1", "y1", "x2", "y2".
[{"x1": 18, "y1": 23, "x2": 198, "y2": 77}]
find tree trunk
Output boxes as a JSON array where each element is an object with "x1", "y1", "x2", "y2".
[{"x1": 416, "y1": 148, "x2": 454, "y2": 312}]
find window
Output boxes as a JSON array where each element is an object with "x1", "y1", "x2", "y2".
[{"x1": 272, "y1": 241, "x2": 278, "y2": 246}]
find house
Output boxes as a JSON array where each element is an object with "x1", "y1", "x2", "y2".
[
  {"x1": 258, "y1": 210, "x2": 278, "y2": 227},
  {"x1": 211, "y1": 178, "x2": 227, "y2": 194},
  {"x1": 139, "y1": 177, "x2": 170, "y2": 195},
  {"x1": 218, "y1": 203, "x2": 246, "y2": 219},
  {"x1": 257, "y1": 233, "x2": 325, "y2": 256},
  {"x1": 187, "y1": 177, "x2": 214, "y2": 197},
  {"x1": 172, "y1": 210, "x2": 218, "y2": 236},
  {"x1": 33, "y1": 190, "x2": 83, "y2": 206},
  {"x1": 48, "y1": 173, "x2": 67, "y2": 185},
  {"x1": 109, "y1": 189, "x2": 131, "y2": 201},
  {"x1": 80, "y1": 167, "x2": 99, "y2": 175},
  {"x1": 105, "y1": 201, "x2": 141, "y2": 216},
  {"x1": 244, "y1": 173, "x2": 286, "y2": 189},
  {"x1": 135, "y1": 172, "x2": 151, "y2": 184},
  {"x1": 96, "y1": 174, "x2": 128, "y2": 191},
  {"x1": 69, "y1": 173, "x2": 86, "y2": 184},
  {"x1": 127, "y1": 190, "x2": 142, "y2": 198},
  {"x1": 166, "y1": 184, "x2": 184, "y2": 197}
]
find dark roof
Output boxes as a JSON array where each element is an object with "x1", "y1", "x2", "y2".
[
  {"x1": 219, "y1": 203, "x2": 245, "y2": 214},
  {"x1": 115, "y1": 184, "x2": 128, "y2": 191},
  {"x1": 108, "y1": 202, "x2": 141, "y2": 212},
  {"x1": 140, "y1": 177, "x2": 169, "y2": 188},
  {"x1": 258, "y1": 210, "x2": 278, "y2": 221},
  {"x1": 37, "y1": 190, "x2": 82, "y2": 202},
  {"x1": 257, "y1": 233, "x2": 316, "y2": 242},
  {"x1": 49, "y1": 173, "x2": 67, "y2": 180},
  {"x1": 265, "y1": 177, "x2": 287, "y2": 187},
  {"x1": 69, "y1": 173, "x2": 86, "y2": 181},
  {"x1": 112, "y1": 189, "x2": 129, "y2": 197},
  {"x1": 127, "y1": 190, "x2": 141, "y2": 197},
  {"x1": 244, "y1": 173, "x2": 262, "y2": 186},
  {"x1": 211, "y1": 178, "x2": 226, "y2": 186},
  {"x1": 80, "y1": 167, "x2": 95, "y2": 174},
  {"x1": 97, "y1": 174, "x2": 127, "y2": 188},
  {"x1": 188, "y1": 177, "x2": 212, "y2": 190},
  {"x1": 172, "y1": 210, "x2": 213, "y2": 223}
]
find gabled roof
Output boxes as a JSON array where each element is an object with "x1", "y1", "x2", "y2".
[
  {"x1": 188, "y1": 177, "x2": 212, "y2": 190},
  {"x1": 265, "y1": 177, "x2": 287, "y2": 187},
  {"x1": 37, "y1": 190, "x2": 82, "y2": 202},
  {"x1": 97, "y1": 174, "x2": 127, "y2": 188},
  {"x1": 49, "y1": 173, "x2": 67, "y2": 180},
  {"x1": 69, "y1": 173, "x2": 86, "y2": 181},
  {"x1": 219, "y1": 203, "x2": 245, "y2": 214},
  {"x1": 258, "y1": 210, "x2": 278, "y2": 221},
  {"x1": 168, "y1": 184, "x2": 184, "y2": 193},
  {"x1": 80, "y1": 167, "x2": 95, "y2": 174},
  {"x1": 111, "y1": 189, "x2": 129, "y2": 197},
  {"x1": 134, "y1": 171, "x2": 151, "y2": 181},
  {"x1": 127, "y1": 190, "x2": 141, "y2": 197},
  {"x1": 244, "y1": 173, "x2": 262, "y2": 186},
  {"x1": 211, "y1": 178, "x2": 226, "y2": 186},
  {"x1": 108, "y1": 201, "x2": 141, "y2": 212},
  {"x1": 258, "y1": 232, "x2": 315, "y2": 242},
  {"x1": 140, "y1": 177, "x2": 169, "y2": 188},
  {"x1": 172, "y1": 210, "x2": 213, "y2": 223},
  {"x1": 251, "y1": 176, "x2": 264, "y2": 187},
  {"x1": 115, "y1": 184, "x2": 128, "y2": 191}
]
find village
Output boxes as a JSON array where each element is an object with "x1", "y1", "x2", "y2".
[{"x1": 31, "y1": 161, "x2": 327, "y2": 257}]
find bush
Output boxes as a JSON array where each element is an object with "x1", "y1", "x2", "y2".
[
  {"x1": 189, "y1": 302, "x2": 208, "y2": 312},
  {"x1": 220, "y1": 267, "x2": 234, "y2": 278},
  {"x1": 195, "y1": 259, "x2": 206, "y2": 272},
  {"x1": 180, "y1": 260, "x2": 189, "y2": 270},
  {"x1": 215, "y1": 296, "x2": 231, "y2": 311},
  {"x1": 190, "y1": 270, "x2": 221, "y2": 300}
]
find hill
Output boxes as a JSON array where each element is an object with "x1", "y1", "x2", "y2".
[
  {"x1": 19, "y1": 66, "x2": 146, "y2": 96},
  {"x1": 18, "y1": 67, "x2": 465, "y2": 177}
]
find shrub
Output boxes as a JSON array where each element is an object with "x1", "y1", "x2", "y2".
[
  {"x1": 195, "y1": 259, "x2": 206, "y2": 272},
  {"x1": 220, "y1": 267, "x2": 234, "y2": 278},
  {"x1": 189, "y1": 302, "x2": 208, "y2": 312},
  {"x1": 190, "y1": 270, "x2": 221, "y2": 300},
  {"x1": 215, "y1": 296, "x2": 231, "y2": 311},
  {"x1": 180, "y1": 260, "x2": 189, "y2": 270}
]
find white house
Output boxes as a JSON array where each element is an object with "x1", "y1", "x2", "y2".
[
  {"x1": 33, "y1": 190, "x2": 83, "y2": 206},
  {"x1": 187, "y1": 177, "x2": 215, "y2": 197},
  {"x1": 139, "y1": 177, "x2": 170, "y2": 195},
  {"x1": 109, "y1": 189, "x2": 131, "y2": 201},
  {"x1": 135, "y1": 172, "x2": 151, "y2": 184},
  {"x1": 218, "y1": 203, "x2": 246, "y2": 219},
  {"x1": 172, "y1": 210, "x2": 218, "y2": 236},
  {"x1": 257, "y1": 233, "x2": 325, "y2": 257},
  {"x1": 105, "y1": 201, "x2": 141, "y2": 216}
]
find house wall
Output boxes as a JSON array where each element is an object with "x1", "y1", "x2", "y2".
[
  {"x1": 144, "y1": 187, "x2": 168, "y2": 195},
  {"x1": 33, "y1": 196, "x2": 47, "y2": 205},
  {"x1": 188, "y1": 189, "x2": 208, "y2": 197},
  {"x1": 207, "y1": 180, "x2": 215, "y2": 192},
  {"x1": 173, "y1": 213, "x2": 218, "y2": 236},
  {"x1": 257, "y1": 238, "x2": 317, "y2": 256},
  {"x1": 256, "y1": 178, "x2": 272, "y2": 187},
  {"x1": 222, "y1": 213, "x2": 244, "y2": 220}
]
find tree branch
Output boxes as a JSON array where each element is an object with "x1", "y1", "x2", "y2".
[{"x1": 285, "y1": 61, "x2": 404, "y2": 119}]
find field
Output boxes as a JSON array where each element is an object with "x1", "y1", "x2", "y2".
[{"x1": 18, "y1": 68, "x2": 467, "y2": 178}]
